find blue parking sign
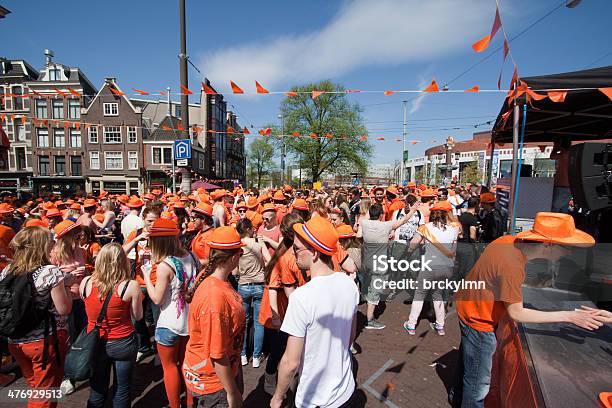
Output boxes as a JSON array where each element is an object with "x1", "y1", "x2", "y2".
[{"x1": 174, "y1": 140, "x2": 191, "y2": 159}]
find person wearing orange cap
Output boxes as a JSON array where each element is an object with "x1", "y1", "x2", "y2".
[
  {"x1": 0, "y1": 206, "x2": 16, "y2": 271},
  {"x1": 93, "y1": 199, "x2": 117, "y2": 245},
  {"x1": 450, "y1": 212, "x2": 604, "y2": 407},
  {"x1": 190, "y1": 202, "x2": 215, "y2": 265},
  {"x1": 77, "y1": 198, "x2": 98, "y2": 229},
  {"x1": 121, "y1": 197, "x2": 145, "y2": 243},
  {"x1": 403, "y1": 200, "x2": 460, "y2": 337},
  {"x1": 271, "y1": 216, "x2": 359, "y2": 408},
  {"x1": 478, "y1": 192, "x2": 503, "y2": 243},
  {"x1": 257, "y1": 203, "x2": 282, "y2": 256},
  {"x1": 0, "y1": 202, "x2": 21, "y2": 232},
  {"x1": 210, "y1": 190, "x2": 229, "y2": 227},
  {"x1": 290, "y1": 198, "x2": 311, "y2": 223},
  {"x1": 272, "y1": 190, "x2": 289, "y2": 224},
  {"x1": 142, "y1": 218, "x2": 198, "y2": 408},
  {"x1": 182, "y1": 227, "x2": 246, "y2": 408},
  {"x1": 385, "y1": 186, "x2": 405, "y2": 221},
  {"x1": 328, "y1": 207, "x2": 346, "y2": 227}
]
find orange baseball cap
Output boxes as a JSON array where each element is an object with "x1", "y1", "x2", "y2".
[
  {"x1": 420, "y1": 188, "x2": 437, "y2": 198},
  {"x1": 207, "y1": 226, "x2": 246, "y2": 250},
  {"x1": 516, "y1": 212, "x2": 595, "y2": 246},
  {"x1": 25, "y1": 219, "x2": 48, "y2": 228},
  {"x1": 292, "y1": 199, "x2": 309, "y2": 211},
  {"x1": 54, "y1": 220, "x2": 80, "y2": 239},
  {"x1": 480, "y1": 192, "x2": 496, "y2": 203},
  {"x1": 293, "y1": 216, "x2": 338, "y2": 256},
  {"x1": 272, "y1": 190, "x2": 286, "y2": 201},
  {"x1": 430, "y1": 200, "x2": 453, "y2": 212},
  {"x1": 148, "y1": 218, "x2": 180, "y2": 237},
  {"x1": 336, "y1": 224, "x2": 356, "y2": 239},
  {"x1": 193, "y1": 202, "x2": 213, "y2": 217},
  {"x1": 261, "y1": 203, "x2": 277, "y2": 213},
  {"x1": 83, "y1": 198, "x2": 97, "y2": 208},
  {"x1": 127, "y1": 197, "x2": 145, "y2": 209},
  {"x1": 0, "y1": 203, "x2": 14, "y2": 214}
]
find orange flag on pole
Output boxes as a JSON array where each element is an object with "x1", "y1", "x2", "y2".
[
  {"x1": 422, "y1": 79, "x2": 439, "y2": 93},
  {"x1": 311, "y1": 91, "x2": 324, "y2": 99},
  {"x1": 54, "y1": 88, "x2": 67, "y2": 97},
  {"x1": 285, "y1": 91, "x2": 298, "y2": 97},
  {"x1": 360, "y1": 136, "x2": 368, "y2": 141},
  {"x1": 243, "y1": 127, "x2": 250, "y2": 135},
  {"x1": 133, "y1": 88, "x2": 150, "y2": 95},
  {"x1": 472, "y1": 6, "x2": 502, "y2": 53},
  {"x1": 376, "y1": 137, "x2": 385, "y2": 141},
  {"x1": 201, "y1": 82, "x2": 216, "y2": 95},
  {"x1": 547, "y1": 91, "x2": 567, "y2": 103},
  {"x1": 324, "y1": 133, "x2": 333, "y2": 139},
  {"x1": 465, "y1": 86, "x2": 480, "y2": 92},
  {"x1": 255, "y1": 81, "x2": 269, "y2": 94},
  {"x1": 309, "y1": 133, "x2": 318, "y2": 139},
  {"x1": 109, "y1": 87, "x2": 125, "y2": 96},
  {"x1": 227, "y1": 126, "x2": 235, "y2": 134},
  {"x1": 68, "y1": 88, "x2": 81, "y2": 97},
  {"x1": 264, "y1": 128, "x2": 272, "y2": 136},
  {"x1": 180, "y1": 85, "x2": 193, "y2": 95},
  {"x1": 292, "y1": 131, "x2": 300, "y2": 137},
  {"x1": 230, "y1": 81, "x2": 244, "y2": 94},
  {"x1": 383, "y1": 90, "x2": 395, "y2": 96},
  {"x1": 599, "y1": 87, "x2": 612, "y2": 102}
]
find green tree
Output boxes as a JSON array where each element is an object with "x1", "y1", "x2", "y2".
[
  {"x1": 279, "y1": 81, "x2": 372, "y2": 182},
  {"x1": 247, "y1": 138, "x2": 276, "y2": 188},
  {"x1": 460, "y1": 161, "x2": 481, "y2": 185}
]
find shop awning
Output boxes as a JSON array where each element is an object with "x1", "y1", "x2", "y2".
[
  {"x1": 191, "y1": 180, "x2": 222, "y2": 190},
  {"x1": 492, "y1": 66, "x2": 612, "y2": 143}
]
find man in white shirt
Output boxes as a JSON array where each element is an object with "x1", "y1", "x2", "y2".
[
  {"x1": 121, "y1": 197, "x2": 145, "y2": 245},
  {"x1": 271, "y1": 217, "x2": 359, "y2": 408}
]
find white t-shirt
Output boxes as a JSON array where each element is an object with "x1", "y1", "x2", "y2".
[
  {"x1": 448, "y1": 195, "x2": 464, "y2": 216},
  {"x1": 391, "y1": 208, "x2": 424, "y2": 244},
  {"x1": 281, "y1": 272, "x2": 359, "y2": 408},
  {"x1": 360, "y1": 219, "x2": 394, "y2": 244},
  {"x1": 121, "y1": 213, "x2": 144, "y2": 243},
  {"x1": 418, "y1": 223, "x2": 459, "y2": 267}
]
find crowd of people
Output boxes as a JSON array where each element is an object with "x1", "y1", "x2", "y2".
[{"x1": 0, "y1": 182, "x2": 610, "y2": 408}]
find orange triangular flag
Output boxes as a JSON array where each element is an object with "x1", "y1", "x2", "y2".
[
  {"x1": 54, "y1": 88, "x2": 67, "y2": 97},
  {"x1": 423, "y1": 79, "x2": 439, "y2": 93},
  {"x1": 383, "y1": 91, "x2": 394, "y2": 96},
  {"x1": 180, "y1": 85, "x2": 193, "y2": 95},
  {"x1": 311, "y1": 91, "x2": 324, "y2": 99},
  {"x1": 309, "y1": 133, "x2": 318, "y2": 139},
  {"x1": 243, "y1": 127, "x2": 250, "y2": 135},
  {"x1": 201, "y1": 82, "x2": 216, "y2": 95},
  {"x1": 547, "y1": 91, "x2": 567, "y2": 103},
  {"x1": 68, "y1": 88, "x2": 81, "y2": 97},
  {"x1": 599, "y1": 87, "x2": 612, "y2": 102},
  {"x1": 411, "y1": 140, "x2": 418, "y2": 145},
  {"x1": 64, "y1": 121, "x2": 70, "y2": 128},
  {"x1": 227, "y1": 126, "x2": 235, "y2": 134},
  {"x1": 159, "y1": 91, "x2": 168, "y2": 96},
  {"x1": 133, "y1": 88, "x2": 150, "y2": 95},
  {"x1": 177, "y1": 124, "x2": 185, "y2": 131},
  {"x1": 376, "y1": 137, "x2": 385, "y2": 141},
  {"x1": 230, "y1": 81, "x2": 244, "y2": 94},
  {"x1": 472, "y1": 7, "x2": 502, "y2": 53},
  {"x1": 264, "y1": 128, "x2": 272, "y2": 136},
  {"x1": 75, "y1": 122, "x2": 81, "y2": 130},
  {"x1": 324, "y1": 133, "x2": 333, "y2": 139},
  {"x1": 109, "y1": 87, "x2": 125, "y2": 96},
  {"x1": 503, "y1": 38, "x2": 509, "y2": 59},
  {"x1": 360, "y1": 136, "x2": 368, "y2": 141},
  {"x1": 465, "y1": 86, "x2": 480, "y2": 92},
  {"x1": 291, "y1": 131, "x2": 300, "y2": 137},
  {"x1": 255, "y1": 81, "x2": 269, "y2": 94}
]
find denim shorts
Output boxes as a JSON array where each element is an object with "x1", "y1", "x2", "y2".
[{"x1": 155, "y1": 327, "x2": 184, "y2": 347}]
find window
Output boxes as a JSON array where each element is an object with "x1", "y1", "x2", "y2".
[
  {"x1": 39, "y1": 156, "x2": 50, "y2": 175},
  {"x1": 70, "y1": 156, "x2": 82, "y2": 176},
  {"x1": 54, "y1": 129, "x2": 65, "y2": 148},
  {"x1": 90, "y1": 151, "x2": 100, "y2": 170},
  {"x1": 105, "y1": 152, "x2": 123, "y2": 170},
  {"x1": 175, "y1": 105, "x2": 182, "y2": 118},
  {"x1": 127, "y1": 126, "x2": 137, "y2": 143},
  {"x1": 37, "y1": 128, "x2": 49, "y2": 147},
  {"x1": 152, "y1": 147, "x2": 172, "y2": 165},
  {"x1": 88, "y1": 126, "x2": 98, "y2": 143},
  {"x1": 103, "y1": 103, "x2": 118, "y2": 116},
  {"x1": 103, "y1": 126, "x2": 121, "y2": 143},
  {"x1": 13, "y1": 87, "x2": 23, "y2": 111},
  {"x1": 128, "y1": 151, "x2": 138, "y2": 170},
  {"x1": 70, "y1": 129, "x2": 81, "y2": 148},
  {"x1": 48, "y1": 68, "x2": 61, "y2": 81},
  {"x1": 35, "y1": 100, "x2": 48, "y2": 119},
  {"x1": 54, "y1": 155, "x2": 66, "y2": 175},
  {"x1": 68, "y1": 99, "x2": 80, "y2": 119},
  {"x1": 15, "y1": 147, "x2": 26, "y2": 170},
  {"x1": 52, "y1": 99, "x2": 63, "y2": 119},
  {"x1": 16, "y1": 124, "x2": 25, "y2": 141}
]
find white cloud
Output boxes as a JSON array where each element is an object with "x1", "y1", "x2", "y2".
[{"x1": 200, "y1": 0, "x2": 495, "y2": 90}]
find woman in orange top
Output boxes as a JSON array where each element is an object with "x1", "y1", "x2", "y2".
[{"x1": 183, "y1": 227, "x2": 246, "y2": 407}]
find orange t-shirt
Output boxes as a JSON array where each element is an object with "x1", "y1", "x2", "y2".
[
  {"x1": 279, "y1": 250, "x2": 306, "y2": 287},
  {"x1": 183, "y1": 276, "x2": 245, "y2": 395},
  {"x1": 275, "y1": 205, "x2": 288, "y2": 224},
  {"x1": 191, "y1": 228, "x2": 215, "y2": 262},
  {"x1": 246, "y1": 210, "x2": 263, "y2": 230},
  {"x1": 0, "y1": 225, "x2": 15, "y2": 270},
  {"x1": 332, "y1": 245, "x2": 349, "y2": 272},
  {"x1": 259, "y1": 257, "x2": 289, "y2": 328},
  {"x1": 385, "y1": 199, "x2": 406, "y2": 221},
  {"x1": 456, "y1": 235, "x2": 525, "y2": 332}
]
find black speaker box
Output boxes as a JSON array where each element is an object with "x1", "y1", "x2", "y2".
[{"x1": 569, "y1": 143, "x2": 612, "y2": 211}]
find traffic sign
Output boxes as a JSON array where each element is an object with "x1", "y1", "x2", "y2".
[
  {"x1": 174, "y1": 140, "x2": 191, "y2": 159},
  {"x1": 176, "y1": 159, "x2": 188, "y2": 167}
]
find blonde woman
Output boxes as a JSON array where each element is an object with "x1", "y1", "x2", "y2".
[
  {"x1": 80, "y1": 243, "x2": 142, "y2": 408},
  {"x1": 142, "y1": 218, "x2": 198, "y2": 408},
  {"x1": 354, "y1": 196, "x2": 372, "y2": 231},
  {"x1": 2, "y1": 227, "x2": 73, "y2": 408}
]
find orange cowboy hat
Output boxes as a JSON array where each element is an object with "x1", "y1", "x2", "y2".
[
  {"x1": 292, "y1": 198, "x2": 309, "y2": 211},
  {"x1": 83, "y1": 198, "x2": 98, "y2": 208},
  {"x1": 261, "y1": 203, "x2": 277, "y2": 213},
  {"x1": 407, "y1": 181, "x2": 416, "y2": 188},
  {"x1": 0, "y1": 203, "x2": 14, "y2": 214},
  {"x1": 245, "y1": 197, "x2": 260, "y2": 209},
  {"x1": 172, "y1": 201, "x2": 185, "y2": 209},
  {"x1": 336, "y1": 224, "x2": 356, "y2": 239},
  {"x1": 516, "y1": 212, "x2": 595, "y2": 246},
  {"x1": 430, "y1": 200, "x2": 453, "y2": 212},
  {"x1": 151, "y1": 189, "x2": 162, "y2": 196},
  {"x1": 272, "y1": 190, "x2": 286, "y2": 201},
  {"x1": 148, "y1": 218, "x2": 180, "y2": 237},
  {"x1": 283, "y1": 184, "x2": 293, "y2": 193},
  {"x1": 143, "y1": 193, "x2": 156, "y2": 200},
  {"x1": 293, "y1": 216, "x2": 339, "y2": 256},
  {"x1": 236, "y1": 201, "x2": 247, "y2": 210},
  {"x1": 418, "y1": 184, "x2": 427, "y2": 191},
  {"x1": 127, "y1": 197, "x2": 145, "y2": 209},
  {"x1": 161, "y1": 211, "x2": 178, "y2": 224},
  {"x1": 210, "y1": 189, "x2": 228, "y2": 201},
  {"x1": 258, "y1": 192, "x2": 271, "y2": 203},
  {"x1": 25, "y1": 219, "x2": 48, "y2": 228},
  {"x1": 192, "y1": 202, "x2": 213, "y2": 217},
  {"x1": 480, "y1": 192, "x2": 496, "y2": 203},
  {"x1": 117, "y1": 195, "x2": 130, "y2": 205},
  {"x1": 42, "y1": 201, "x2": 56, "y2": 211},
  {"x1": 419, "y1": 188, "x2": 437, "y2": 198},
  {"x1": 54, "y1": 220, "x2": 80, "y2": 239},
  {"x1": 54, "y1": 200, "x2": 66, "y2": 207},
  {"x1": 46, "y1": 207, "x2": 63, "y2": 218},
  {"x1": 207, "y1": 226, "x2": 246, "y2": 250},
  {"x1": 99, "y1": 190, "x2": 109, "y2": 199},
  {"x1": 69, "y1": 203, "x2": 82, "y2": 211},
  {"x1": 386, "y1": 186, "x2": 399, "y2": 197}
]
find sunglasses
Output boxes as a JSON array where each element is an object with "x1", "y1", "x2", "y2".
[
  {"x1": 190, "y1": 215, "x2": 203, "y2": 221},
  {"x1": 237, "y1": 209, "x2": 247, "y2": 213}
]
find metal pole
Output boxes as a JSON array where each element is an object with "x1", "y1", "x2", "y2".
[
  {"x1": 167, "y1": 87, "x2": 176, "y2": 194},
  {"x1": 178, "y1": 0, "x2": 191, "y2": 194},
  {"x1": 402, "y1": 100, "x2": 407, "y2": 184},
  {"x1": 279, "y1": 114, "x2": 285, "y2": 186},
  {"x1": 508, "y1": 96, "x2": 520, "y2": 233},
  {"x1": 486, "y1": 132, "x2": 496, "y2": 188}
]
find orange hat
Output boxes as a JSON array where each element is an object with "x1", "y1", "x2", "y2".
[
  {"x1": 69, "y1": 203, "x2": 82, "y2": 210},
  {"x1": 161, "y1": 211, "x2": 178, "y2": 223},
  {"x1": 66, "y1": 199, "x2": 75, "y2": 205},
  {"x1": 173, "y1": 201, "x2": 185, "y2": 209},
  {"x1": 261, "y1": 203, "x2": 277, "y2": 213},
  {"x1": 207, "y1": 226, "x2": 246, "y2": 250},
  {"x1": 16, "y1": 208, "x2": 26, "y2": 216},
  {"x1": 386, "y1": 186, "x2": 399, "y2": 197},
  {"x1": 480, "y1": 192, "x2": 496, "y2": 203},
  {"x1": 420, "y1": 188, "x2": 437, "y2": 198},
  {"x1": 93, "y1": 213, "x2": 105, "y2": 223},
  {"x1": 193, "y1": 202, "x2": 213, "y2": 217},
  {"x1": 293, "y1": 216, "x2": 338, "y2": 256},
  {"x1": 246, "y1": 197, "x2": 259, "y2": 209},
  {"x1": 516, "y1": 212, "x2": 594, "y2": 246},
  {"x1": 148, "y1": 218, "x2": 180, "y2": 237},
  {"x1": 0, "y1": 203, "x2": 14, "y2": 214},
  {"x1": 27, "y1": 200, "x2": 34, "y2": 206},
  {"x1": 46, "y1": 207, "x2": 62, "y2": 218},
  {"x1": 25, "y1": 219, "x2": 48, "y2": 228},
  {"x1": 272, "y1": 190, "x2": 286, "y2": 201},
  {"x1": 127, "y1": 197, "x2": 145, "y2": 209},
  {"x1": 336, "y1": 224, "x2": 356, "y2": 239},
  {"x1": 143, "y1": 193, "x2": 155, "y2": 200},
  {"x1": 292, "y1": 199, "x2": 309, "y2": 211},
  {"x1": 151, "y1": 189, "x2": 162, "y2": 196},
  {"x1": 258, "y1": 192, "x2": 271, "y2": 203},
  {"x1": 430, "y1": 200, "x2": 453, "y2": 212},
  {"x1": 83, "y1": 198, "x2": 97, "y2": 208},
  {"x1": 99, "y1": 190, "x2": 108, "y2": 199},
  {"x1": 236, "y1": 201, "x2": 247, "y2": 210},
  {"x1": 187, "y1": 194, "x2": 197, "y2": 201},
  {"x1": 418, "y1": 184, "x2": 427, "y2": 191},
  {"x1": 180, "y1": 196, "x2": 190, "y2": 202},
  {"x1": 283, "y1": 185, "x2": 293, "y2": 193},
  {"x1": 117, "y1": 194, "x2": 130, "y2": 205},
  {"x1": 407, "y1": 181, "x2": 416, "y2": 188},
  {"x1": 54, "y1": 200, "x2": 65, "y2": 207},
  {"x1": 54, "y1": 220, "x2": 80, "y2": 239},
  {"x1": 42, "y1": 201, "x2": 56, "y2": 211},
  {"x1": 210, "y1": 189, "x2": 227, "y2": 201}
]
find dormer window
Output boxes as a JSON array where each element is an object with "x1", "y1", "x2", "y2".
[
  {"x1": 48, "y1": 68, "x2": 61, "y2": 81},
  {"x1": 103, "y1": 103, "x2": 118, "y2": 116}
]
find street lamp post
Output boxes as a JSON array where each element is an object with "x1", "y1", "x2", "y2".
[
  {"x1": 402, "y1": 100, "x2": 407, "y2": 185},
  {"x1": 278, "y1": 114, "x2": 285, "y2": 186}
]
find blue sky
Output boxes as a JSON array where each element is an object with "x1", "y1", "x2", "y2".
[{"x1": 2, "y1": 0, "x2": 611, "y2": 165}]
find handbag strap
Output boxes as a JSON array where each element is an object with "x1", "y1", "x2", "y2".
[{"x1": 95, "y1": 291, "x2": 113, "y2": 327}]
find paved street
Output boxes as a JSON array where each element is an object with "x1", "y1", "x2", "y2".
[{"x1": 4, "y1": 294, "x2": 460, "y2": 408}]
